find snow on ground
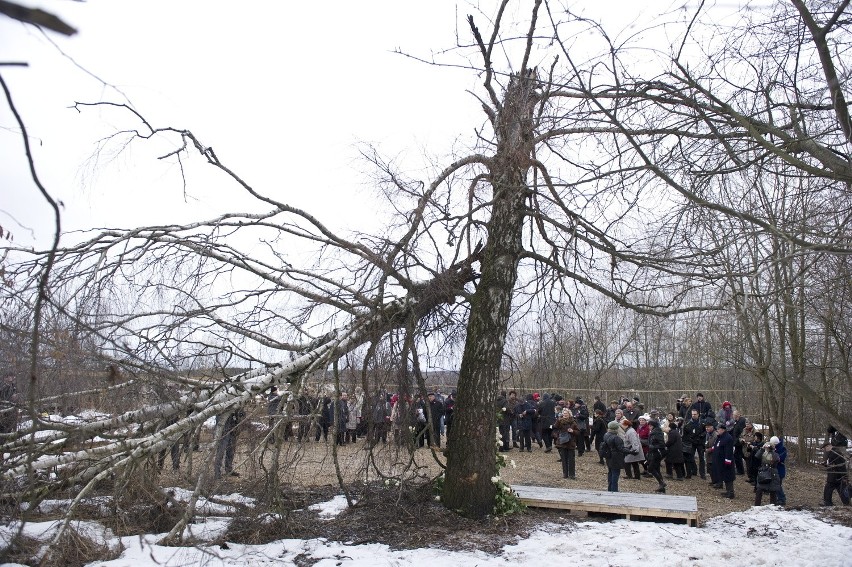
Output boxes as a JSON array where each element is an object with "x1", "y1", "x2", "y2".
[
  {"x1": 3, "y1": 496, "x2": 851, "y2": 566},
  {"x1": 308, "y1": 494, "x2": 354, "y2": 519},
  {"x1": 167, "y1": 487, "x2": 256, "y2": 516}
]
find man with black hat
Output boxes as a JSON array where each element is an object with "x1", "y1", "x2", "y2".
[{"x1": 711, "y1": 422, "x2": 736, "y2": 498}]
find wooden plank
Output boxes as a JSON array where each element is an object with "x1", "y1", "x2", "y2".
[{"x1": 512, "y1": 484, "x2": 699, "y2": 527}]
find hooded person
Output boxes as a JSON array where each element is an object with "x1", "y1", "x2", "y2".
[
  {"x1": 602, "y1": 420, "x2": 635, "y2": 492},
  {"x1": 770, "y1": 435, "x2": 787, "y2": 505},
  {"x1": 716, "y1": 401, "x2": 735, "y2": 429},
  {"x1": 828, "y1": 425, "x2": 848, "y2": 450},
  {"x1": 754, "y1": 439, "x2": 782, "y2": 505}
]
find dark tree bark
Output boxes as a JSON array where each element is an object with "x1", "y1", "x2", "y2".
[{"x1": 443, "y1": 70, "x2": 538, "y2": 518}]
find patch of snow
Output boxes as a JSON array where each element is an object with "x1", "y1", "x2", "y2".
[{"x1": 308, "y1": 494, "x2": 353, "y2": 519}]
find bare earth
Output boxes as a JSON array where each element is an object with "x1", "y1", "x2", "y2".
[{"x1": 161, "y1": 425, "x2": 851, "y2": 553}]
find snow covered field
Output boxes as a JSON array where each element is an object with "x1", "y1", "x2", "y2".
[{"x1": 2, "y1": 494, "x2": 850, "y2": 567}]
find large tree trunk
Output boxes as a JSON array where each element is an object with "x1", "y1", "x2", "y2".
[{"x1": 443, "y1": 70, "x2": 536, "y2": 518}]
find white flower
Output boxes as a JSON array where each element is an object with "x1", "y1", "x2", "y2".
[
  {"x1": 502, "y1": 485, "x2": 511, "y2": 492},
  {"x1": 491, "y1": 475, "x2": 500, "y2": 483},
  {"x1": 435, "y1": 495, "x2": 441, "y2": 501}
]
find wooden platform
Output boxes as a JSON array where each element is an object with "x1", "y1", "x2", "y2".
[{"x1": 512, "y1": 484, "x2": 700, "y2": 527}]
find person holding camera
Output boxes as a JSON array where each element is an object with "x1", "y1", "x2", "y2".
[
  {"x1": 753, "y1": 440, "x2": 781, "y2": 505},
  {"x1": 820, "y1": 441, "x2": 850, "y2": 507}
]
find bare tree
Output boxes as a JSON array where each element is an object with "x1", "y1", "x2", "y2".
[{"x1": 3, "y1": 1, "x2": 852, "y2": 534}]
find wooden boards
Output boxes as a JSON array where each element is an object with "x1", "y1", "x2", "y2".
[{"x1": 512, "y1": 484, "x2": 700, "y2": 527}]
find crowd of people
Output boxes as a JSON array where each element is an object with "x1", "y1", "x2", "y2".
[
  {"x1": 262, "y1": 386, "x2": 457, "y2": 449},
  {"x1": 2, "y1": 369, "x2": 847, "y2": 504},
  {"x1": 497, "y1": 390, "x2": 850, "y2": 507}
]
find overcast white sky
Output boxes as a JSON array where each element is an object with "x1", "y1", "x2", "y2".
[
  {"x1": 0, "y1": 0, "x2": 690, "y2": 249},
  {"x1": 1, "y1": 1, "x2": 487, "y2": 247}
]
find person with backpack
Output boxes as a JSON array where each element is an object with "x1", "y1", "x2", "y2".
[
  {"x1": 820, "y1": 441, "x2": 850, "y2": 506},
  {"x1": 601, "y1": 420, "x2": 637, "y2": 492}
]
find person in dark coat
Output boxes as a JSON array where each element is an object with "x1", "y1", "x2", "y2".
[
  {"x1": 704, "y1": 419, "x2": 720, "y2": 485},
  {"x1": 214, "y1": 406, "x2": 246, "y2": 479},
  {"x1": 731, "y1": 410, "x2": 747, "y2": 475},
  {"x1": 316, "y1": 395, "x2": 333, "y2": 442},
  {"x1": 682, "y1": 409, "x2": 705, "y2": 479},
  {"x1": 552, "y1": 408, "x2": 578, "y2": 479},
  {"x1": 591, "y1": 409, "x2": 608, "y2": 464},
  {"x1": 592, "y1": 396, "x2": 606, "y2": 415},
  {"x1": 754, "y1": 441, "x2": 781, "y2": 505},
  {"x1": 516, "y1": 394, "x2": 537, "y2": 452},
  {"x1": 603, "y1": 421, "x2": 636, "y2": 492},
  {"x1": 820, "y1": 441, "x2": 850, "y2": 506},
  {"x1": 497, "y1": 391, "x2": 513, "y2": 452},
  {"x1": 689, "y1": 392, "x2": 714, "y2": 420},
  {"x1": 712, "y1": 423, "x2": 736, "y2": 498},
  {"x1": 531, "y1": 392, "x2": 543, "y2": 447},
  {"x1": 369, "y1": 389, "x2": 391, "y2": 445},
  {"x1": 0, "y1": 372, "x2": 19, "y2": 436},
  {"x1": 828, "y1": 425, "x2": 848, "y2": 450},
  {"x1": 444, "y1": 391, "x2": 455, "y2": 433},
  {"x1": 572, "y1": 398, "x2": 590, "y2": 454},
  {"x1": 604, "y1": 400, "x2": 618, "y2": 424},
  {"x1": 772, "y1": 436, "x2": 788, "y2": 505},
  {"x1": 506, "y1": 391, "x2": 520, "y2": 447},
  {"x1": 266, "y1": 387, "x2": 282, "y2": 444},
  {"x1": 427, "y1": 392, "x2": 444, "y2": 447},
  {"x1": 538, "y1": 393, "x2": 557, "y2": 453},
  {"x1": 647, "y1": 420, "x2": 668, "y2": 492},
  {"x1": 664, "y1": 422, "x2": 686, "y2": 480},
  {"x1": 335, "y1": 393, "x2": 351, "y2": 446},
  {"x1": 746, "y1": 431, "x2": 765, "y2": 484}
]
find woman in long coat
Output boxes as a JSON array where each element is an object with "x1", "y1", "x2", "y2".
[
  {"x1": 553, "y1": 408, "x2": 578, "y2": 479},
  {"x1": 664, "y1": 423, "x2": 686, "y2": 480},
  {"x1": 622, "y1": 418, "x2": 645, "y2": 480}
]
